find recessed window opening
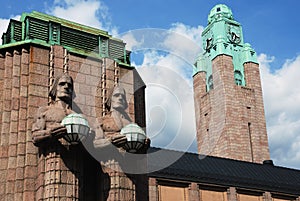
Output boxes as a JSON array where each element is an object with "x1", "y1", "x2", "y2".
[
  {"x1": 208, "y1": 75, "x2": 214, "y2": 90},
  {"x1": 234, "y1": 70, "x2": 243, "y2": 86}
]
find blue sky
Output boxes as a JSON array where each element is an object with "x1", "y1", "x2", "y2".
[
  {"x1": 2, "y1": 0, "x2": 299, "y2": 68},
  {"x1": 1, "y1": 0, "x2": 300, "y2": 169}
]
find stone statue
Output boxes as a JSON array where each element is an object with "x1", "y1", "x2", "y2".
[
  {"x1": 93, "y1": 85, "x2": 150, "y2": 201},
  {"x1": 94, "y1": 85, "x2": 150, "y2": 153},
  {"x1": 31, "y1": 73, "x2": 94, "y2": 200},
  {"x1": 32, "y1": 73, "x2": 74, "y2": 146}
]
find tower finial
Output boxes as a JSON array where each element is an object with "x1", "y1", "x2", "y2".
[{"x1": 208, "y1": 4, "x2": 233, "y2": 24}]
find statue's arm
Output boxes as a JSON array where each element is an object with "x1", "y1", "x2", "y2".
[
  {"x1": 93, "y1": 124, "x2": 127, "y2": 149},
  {"x1": 31, "y1": 107, "x2": 67, "y2": 146},
  {"x1": 32, "y1": 107, "x2": 51, "y2": 146}
]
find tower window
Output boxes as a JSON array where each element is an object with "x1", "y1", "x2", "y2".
[
  {"x1": 208, "y1": 75, "x2": 214, "y2": 90},
  {"x1": 234, "y1": 70, "x2": 243, "y2": 86},
  {"x1": 217, "y1": 7, "x2": 221, "y2": 12}
]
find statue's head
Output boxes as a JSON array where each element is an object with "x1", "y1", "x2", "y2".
[
  {"x1": 105, "y1": 85, "x2": 128, "y2": 111},
  {"x1": 49, "y1": 74, "x2": 74, "y2": 104}
]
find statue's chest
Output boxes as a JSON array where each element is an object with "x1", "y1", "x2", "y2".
[{"x1": 44, "y1": 107, "x2": 67, "y2": 123}]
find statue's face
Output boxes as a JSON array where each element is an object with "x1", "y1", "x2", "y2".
[
  {"x1": 56, "y1": 75, "x2": 73, "y2": 102},
  {"x1": 111, "y1": 87, "x2": 126, "y2": 110}
]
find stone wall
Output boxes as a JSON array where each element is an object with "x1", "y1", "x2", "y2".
[
  {"x1": 0, "y1": 43, "x2": 146, "y2": 200},
  {"x1": 0, "y1": 46, "x2": 43, "y2": 201}
]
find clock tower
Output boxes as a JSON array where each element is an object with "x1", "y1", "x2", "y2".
[{"x1": 193, "y1": 4, "x2": 270, "y2": 163}]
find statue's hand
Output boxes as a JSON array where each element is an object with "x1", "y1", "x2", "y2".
[
  {"x1": 50, "y1": 124, "x2": 67, "y2": 139},
  {"x1": 144, "y1": 137, "x2": 151, "y2": 149},
  {"x1": 110, "y1": 134, "x2": 127, "y2": 148},
  {"x1": 32, "y1": 130, "x2": 52, "y2": 146},
  {"x1": 136, "y1": 137, "x2": 151, "y2": 154}
]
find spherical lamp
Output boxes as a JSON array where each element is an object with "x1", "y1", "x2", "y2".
[
  {"x1": 120, "y1": 123, "x2": 147, "y2": 153},
  {"x1": 61, "y1": 113, "x2": 90, "y2": 144}
]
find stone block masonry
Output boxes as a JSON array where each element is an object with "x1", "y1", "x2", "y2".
[
  {"x1": 0, "y1": 42, "x2": 147, "y2": 200},
  {"x1": 193, "y1": 54, "x2": 270, "y2": 163}
]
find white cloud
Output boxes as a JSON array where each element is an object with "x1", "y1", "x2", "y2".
[
  {"x1": 120, "y1": 31, "x2": 143, "y2": 51},
  {"x1": 121, "y1": 23, "x2": 203, "y2": 81},
  {"x1": 0, "y1": 19, "x2": 10, "y2": 41},
  {"x1": 136, "y1": 60, "x2": 196, "y2": 152},
  {"x1": 47, "y1": 0, "x2": 118, "y2": 36},
  {"x1": 164, "y1": 22, "x2": 203, "y2": 62},
  {"x1": 1, "y1": 1, "x2": 116, "y2": 41},
  {"x1": 259, "y1": 53, "x2": 300, "y2": 169},
  {"x1": 120, "y1": 23, "x2": 203, "y2": 153}
]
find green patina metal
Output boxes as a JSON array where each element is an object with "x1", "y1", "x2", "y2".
[
  {"x1": 1, "y1": 11, "x2": 131, "y2": 66},
  {"x1": 1, "y1": 19, "x2": 22, "y2": 44},
  {"x1": 194, "y1": 4, "x2": 258, "y2": 91}
]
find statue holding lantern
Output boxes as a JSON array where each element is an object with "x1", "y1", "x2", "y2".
[
  {"x1": 93, "y1": 85, "x2": 150, "y2": 154},
  {"x1": 31, "y1": 73, "x2": 93, "y2": 200},
  {"x1": 32, "y1": 73, "x2": 74, "y2": 146},
  {"x1": 93, "y1": 85, "x2": 150, "y2": 201},
  {"x1": 32, "y1": 74, "x2": 149, "y2": 156},
  {"x1": 32, "y1": 73, "x2": 89, "y2": 146},
  {"x1": 31, "y1": 73, "x2": 149, "y2": 200}
]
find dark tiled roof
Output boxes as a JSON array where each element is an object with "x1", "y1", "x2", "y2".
[{"x1": 147, "y1": 147, "x2": 300, "y2": 195}]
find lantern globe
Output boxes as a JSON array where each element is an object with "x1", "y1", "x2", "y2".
[
  {"x1": 61, "y1": 113, "x2": 90, "y2": 144},
  {"x1": 120, "y1": 123, "x2": 146, "y2": 153}
]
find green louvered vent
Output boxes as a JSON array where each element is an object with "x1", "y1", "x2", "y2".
[
  {"x1": 13, "y1": 21, "x2": 22, "y2": 42},
  {"x1": 1, "y1": 12, "x2": 131, "y2": 64},
  {"x1": 28, "y1": 18, "x2": 49, "y2": 41},
  {"x1": 61, "y1": 27, "x2": 99, "y2": 53},
  {"x1": 108, "y1": 39, "x2": 125, "y2": 61},
  {"x1": 3, "y1": 20, "x2": 23, "y2": 44}
]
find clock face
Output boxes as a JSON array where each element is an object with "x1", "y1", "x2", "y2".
[{"x1": 227, "y1": 24, "x2": 241, "y2": 44}]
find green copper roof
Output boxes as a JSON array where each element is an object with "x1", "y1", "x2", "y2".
[
  {"x1": 20, "y1": 11, "x2": 110, "y2": 38},
  {"x1": 194, "y1": 4, "x2": 258, "y2": 91},
  {"x1": 208, "y1": 4, "x2": 233, "y2": 24},
  {"x1": 1, "y1": 11, "x2": 131, "y2": 65}
]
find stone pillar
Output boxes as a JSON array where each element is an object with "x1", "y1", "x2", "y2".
[
  {"x1": 227, "y1": 187, "x2": 237, "y2": 201},
  {"x1": 149, "y1": 178, "x2": 158, "y2": 201},
  {"x1": 244, "y1": 62, "x2": 270, "y2": 162},
  {"x1": 263, "y1": 192, "x2": 272, "y2": 201},
  {"x1": 32, "y1": 45, "x2": 84, "y2": 200},
  {"x1": 101, "y1": 160, "x2": 135, "y2": 201},
  {"x1": 0, "y1": 46, "x2": 41, "y2": 201},
  {"x1": 99, "y1": 154, "x2": 148, "y2": 201},
  {"x1": 39, "y1": 143, "x2": 83, "y2": 200},
  {"x1": 193, "y1": 71, "x2": 207, "y2": 154},
  {"x1": 0, "y1": 52, "x2": 5, "y2": 201},
  {"x1": 188, "y1": 182, "x2": 199, "y2": 201},
  {"x1": 4, "y1": 51, "x2": 15, "y2": 201}
]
